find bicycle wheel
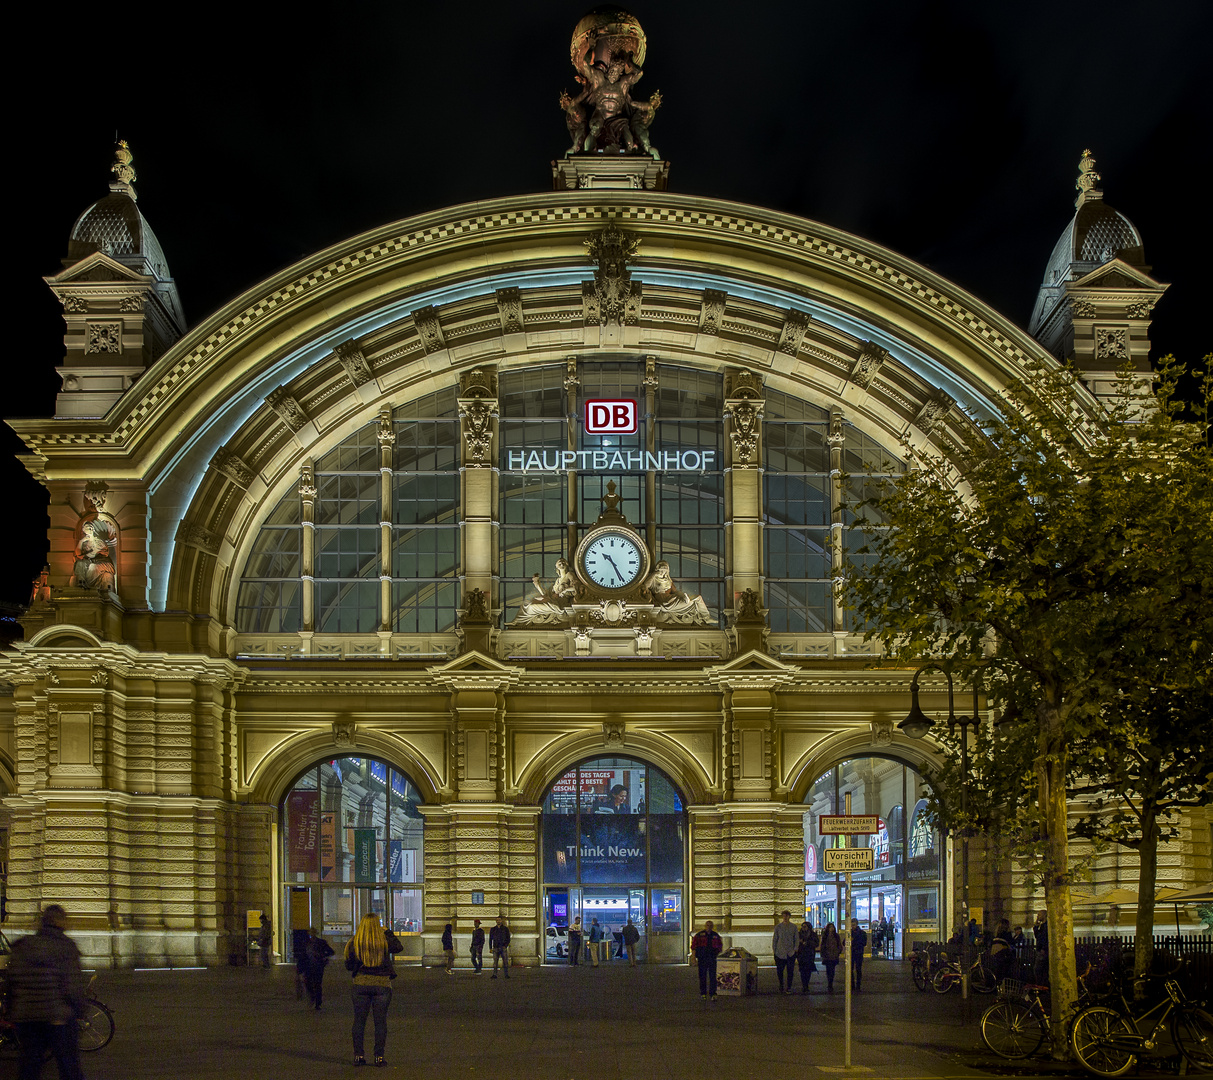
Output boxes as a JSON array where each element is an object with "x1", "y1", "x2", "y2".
[
  {"x1": 1173, "y1": 1006, "x2": 1213, "y2": 1071},
  {"x1": 971, "y1": 962, "x2": 998, "y2": 994},
  {"x1": 932, "y1": 966, "x2": 957, "y2": 993},
  {"x1": 78, "y1": 999, "x2": 114, "y2": 1051},
  {"x1": 1070, "y1": 1005, "x2": 1136, "y2": 1078},
  {"x1": 980, "y1": 999, "x2": 1046, "y2": 1059},
  {"x1": 911, "y1": 959, "x2": 928, "y2": 992}
]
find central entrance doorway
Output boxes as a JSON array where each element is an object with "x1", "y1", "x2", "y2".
[{"x1": 540, "y1": 757, "x2": 686, "y2": 964}]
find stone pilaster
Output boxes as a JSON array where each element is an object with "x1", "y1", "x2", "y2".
[
  {"x1": 457, "y1": 367, "x2": 499, "y2": 621},
  {"x1": 724, "y1": 369, "x2": 765, "y2": 613}
]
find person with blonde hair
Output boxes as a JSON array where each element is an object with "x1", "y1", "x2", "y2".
[{"x1": 344, "y1": 913, "x2": 403, "y2": 1067}]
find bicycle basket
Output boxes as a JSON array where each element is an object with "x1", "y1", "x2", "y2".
[{"x1": 997, "y1": 979, "x2": 1031, "y2": 1001}]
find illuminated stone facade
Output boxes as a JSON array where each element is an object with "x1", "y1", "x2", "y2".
[{"x1": 0, "y1": 132, "x2": 1203, "y2": 968}]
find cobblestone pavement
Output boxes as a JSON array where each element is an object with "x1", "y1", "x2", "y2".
[{"x1": 7, "y1": 956, "x2": 1203, "y2": 1079}]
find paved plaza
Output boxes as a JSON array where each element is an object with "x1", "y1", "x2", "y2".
[{"x1": 10, "y1": 955, "x2": 1205, "y2": 1080}]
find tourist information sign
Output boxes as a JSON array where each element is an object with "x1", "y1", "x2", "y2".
[
  {"x1": 823, "y1": 847, "x2": 875, "y2": 873},
  {"x1": 818, "y1": 814, "x2": 878, "y2": 834}
]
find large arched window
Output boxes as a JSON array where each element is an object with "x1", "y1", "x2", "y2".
[
  {"x1": 236, "y1": 390, "x2": 460, "y2": 635},
  {"x1": 280, "y1": 756, "x2": 425, "y2": 958},
  {"x1": 539, "y1": 756, "x2": 687, "y2": 963},
  {"x1": 763, "y1": 392, "x2": 905, "y2": 633},
  {"x1": 802, "y1": 756, "x2": 942, "y2": 951}
]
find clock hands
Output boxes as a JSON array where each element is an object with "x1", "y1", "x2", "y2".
[{"x1": 603, "y1": 553, "x2": 625, "y2": 584}]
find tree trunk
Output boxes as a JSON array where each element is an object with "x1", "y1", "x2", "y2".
[
  {"x1": 1133, "y1": 802, "x2": 1160, "y2": 981},
  {"x1": 1039, "y1": 702, "x2": 1079, "y2": 1058}
]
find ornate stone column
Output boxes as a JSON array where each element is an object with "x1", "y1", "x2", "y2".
[
  {"x1": 376, "y1": 407, "x2": 396, "y2": 639},
  {"x1": 829, "y1": 408, "x2": 847, "y2": 640},
  {"x1": 299, "y1": 463, "x2": 316, "y2": 635},
  {"x1": 457, "y1": 368, "x2": 499, "y2": 634},
  {"x1": 724, "y1": 370, "x2": 765, "y2": 624}
]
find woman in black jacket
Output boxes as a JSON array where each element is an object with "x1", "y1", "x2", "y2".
[
  {"x1": 796, "y1": 920, "x2": 819, "y2": 993},
  {"x1": 344, "y1": 914, "x2": 403, "y2": 1066}
]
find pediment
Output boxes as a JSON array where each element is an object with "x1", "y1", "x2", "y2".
[
  {"x1": 427, "y1": 650, "x2": 523, "y2": 689},
  {"x1": 46, "y1": 251, "x2": 151, "y2": 287},
  {"x1": 1071, "y1": 259, "x2": 1161, "y2": 291},
  {"x1": 706, "y1": 649, "x2": 799, "y2": 688}
]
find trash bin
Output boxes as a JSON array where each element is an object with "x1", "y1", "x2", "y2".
[{"x1": 717, "y1": 947, "x2": 758, "y2": 996}]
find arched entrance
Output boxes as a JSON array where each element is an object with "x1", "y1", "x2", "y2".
[
  {"x1": 280, "y1": 755, "x2": 425, "y2": 960},
  {"x1": 540, "y1": 756, "x2": 686, "y2": 964},
  {"x1": 802, "y1": 756, "x2": 943, "y2": 958}
]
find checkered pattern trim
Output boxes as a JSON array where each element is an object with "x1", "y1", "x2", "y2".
[{"x1": 30, "y1": 202, "x2": 1037, "y2": 450}]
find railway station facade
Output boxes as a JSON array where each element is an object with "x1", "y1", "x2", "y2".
[{"x1": 0, "y1": 24, "x2": 1201, "y2": 966}]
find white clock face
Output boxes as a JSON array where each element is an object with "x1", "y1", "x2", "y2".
[{"x1": 582, "y1": 533, "x2": 644, "y2": 589}]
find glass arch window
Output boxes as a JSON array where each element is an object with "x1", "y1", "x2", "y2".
[
  {"x1": 235, "y1": 390, "x2": 460, "y2": 635},
  {"x1": 763, "y1": 392, "x2": 905, "y2": 632},
  {"x1": 802, "y1": 756, "x2": 941, "y2": 949},
  {"x1": 281, "y1": 756, "x2": 425, "y2": 956}
]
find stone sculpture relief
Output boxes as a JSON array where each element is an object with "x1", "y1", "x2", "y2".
[
  {"x1": 70, "y1": 483, "x2": 118, "y2": 591},
  {"x1": 646, "y1": 561, "x2": 712, "y2": 625},
  {"x1": 514, "y1": 559, "x2": 578, "y2": 626}
]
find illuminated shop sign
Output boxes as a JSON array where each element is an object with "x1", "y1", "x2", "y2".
[{"x1": 506, "y1": 449, "x2": 716, "y2": 473}]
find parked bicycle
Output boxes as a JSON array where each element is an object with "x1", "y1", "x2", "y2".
[
  {"x1": 1069, "y1": 960, "x2": 1213, "y2": 1077},
  {"x1": 911, "y1": 942, "x2": 952, "y2": 992},
  {"x1": 932, "y1": 950, "x2": 998, "y2": 994}
]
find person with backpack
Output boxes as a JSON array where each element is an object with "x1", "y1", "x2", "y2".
[
  {"x1": 344, "y1": 913, "x2": 403, "y2": 1067},
  {"x1": 622, "y1": 918, "x2": 641, "y2": 966}
]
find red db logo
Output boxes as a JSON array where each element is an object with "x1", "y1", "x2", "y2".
[{"x1": 584, "y1": 399, "x2": 638, "y2": 434}]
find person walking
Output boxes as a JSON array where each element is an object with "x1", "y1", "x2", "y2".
[
  {"x1": 257, "y1": 911, "x2": 273, "y2": 967},
  {"x1": 442, "y1": 923, "x2": 455, "y2": 974},
  {"x1": 568, "y1": 916, "x2": 583, "y2": 966},
  {"x1": 588, "y1": 918, "x2": 603, "y2": 966},
  {"x1": 6, "y1": 904, "x2": 87, "y2": 1080},
  {"x1": 772, "y1": 910, "x2": 798, "y2": 994},
  {"x1": 691, "y1": 919, "x2": 723, "y2": 1001},
  {"x1": 489, "y1": 915, "x2": 511, "y2": 979},
  {"x1": 622, "y1": 918, "x2": 640, "y2": 966},
  {"x1": 293, "y1": 926, "x2": 310, "y2": 999},
  {"x1": 1032, "y1": 909, "x2": 1049, "y2": 984},
  {"x1": 470, "y1": 918, "x2": 485, "y2": 974},
  {"x1": 796, "y1": 920, "x2": 819, "y2": 994},
  {"x1": 304, "y1": 926, "x2": 334, "y2": 1009},
  {"x1": 344, "y1": 913, "x2": 403, "y2": 1067},
  {"x1": 850, "y1": 919, "x2": 867, "y2": 992},
  {"x1": 819, "y1": 922, "x2": 841, "y2": 993}
]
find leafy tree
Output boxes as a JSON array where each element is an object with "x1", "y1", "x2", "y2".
[{"x1": 841, "y1": 356, "x2": 1213, "y2": 1051}]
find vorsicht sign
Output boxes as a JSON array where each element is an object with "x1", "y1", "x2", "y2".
[
  {"x1": 585, "y1": 399, "x2": 638, "y2": 434},
  {"x1": 823, "y1": 848, "x2": 876, "y2": 872}
]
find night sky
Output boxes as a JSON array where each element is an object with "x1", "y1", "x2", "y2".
[{"x1": 6, "y1": 0, "x2": 1210, "y2": 606}]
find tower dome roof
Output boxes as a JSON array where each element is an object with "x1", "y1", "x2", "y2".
[{"x1": 64, "y1": 141, "x2": 173, "y2": 282}]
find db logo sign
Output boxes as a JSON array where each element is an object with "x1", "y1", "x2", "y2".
[{"x1": 584, "y1": 399, "x2": 638, "y2": 434}]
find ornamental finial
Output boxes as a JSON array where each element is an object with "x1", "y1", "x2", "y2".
[
  {"x1": 110, "y1": 139, "x2": 137, "y2": 200},
  {"x1": 1075, "y1": 149, "x2": 1101, "y2": 206}
]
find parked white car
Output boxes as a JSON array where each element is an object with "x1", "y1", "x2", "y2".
[{"x1": 545, "y1": 925, "x2": 568, "y2": 958}]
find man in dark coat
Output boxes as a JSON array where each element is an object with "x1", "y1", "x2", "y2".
[
  {"x1": 691, "y1": 919, "x2": 723, "y2": 1000},
  {"x1": 7, "y1": 904, "x2": 88, "y2": 1080},
  {"x1": 850, "y1": 919, "x2": 867, "y2": 992},
  {"x1": 303, "y1": 927, "x2": 334, "y2": 1009},
  {"x1": 489, "y1": 915, "x2": 511, "y2": 979}
]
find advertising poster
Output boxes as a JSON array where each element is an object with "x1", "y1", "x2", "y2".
[
  {"x1": 287, "y1": 790, "x2": 320, "y2": 875},
  {"x1": 353, "y1": 828, "x2": 377, "y2": 883},
  {"x1": 388, "y1": 842, "x2": 416, "y2": 883},
  {"x1": 320, "y1": 812, "x2": 337, "y2": 882}
]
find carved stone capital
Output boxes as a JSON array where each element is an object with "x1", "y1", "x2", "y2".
[
  {"x1": 603, "y1": 721, "x2": 626, "y2": 747},
  {"x1": 915, "y1": 394, "x2": 954, "y2": 433},
  {"x1": 332, "y1": 720, "x2": 357, "y2": 749},
  {"x1": 563, "y1": 356, "x2": 580, "y2": 392},
  {"x1": 299, "y1": 464, "x2": 316, "y2": 500},
  {"x1": 1071, "y1": 300, "x2": 1097, "y2": 319},
  {"x1": 334, "y1": 341, "x2": 374, "y2": 387},
  {"x1": 870, "y1": 718, "x2": 893, "y2": 747},
  {"x1": 458, "y1": 399, "x2": 497, "y2": 467},
  {"x1": 1125, "y1": 301, "x2": 1153, "y2": 320},
  {"x1": 376, "y1": 406, "x2": 396, "y2": 447},
  {"x1": 459, "y1": 367, "x2": 498, "y2": 399},
  {"x1": 83, "y1": 481, "x2": 109, "y2": 514},
  {"x1": 828, "y1": 408, "x2": 845, "y2": 449},
  {"x1": 61, "y1": 294, "x2": 88, "y2": 313},
  {"x1": 177, "y1": 521, "x2": 220, "y2": 555},
  {"x1": 267, "y1": 388, "x2": 309, "y2": 432}
]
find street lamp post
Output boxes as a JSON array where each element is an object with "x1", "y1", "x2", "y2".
[{"x1": 898, "y1": 662, "x2": 983, "y2": 1013}]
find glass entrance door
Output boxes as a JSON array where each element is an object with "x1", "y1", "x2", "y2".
[{"x1": 284, "y1": 884, "x2": 423, "y2": 962}]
